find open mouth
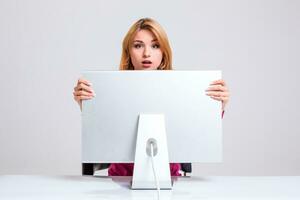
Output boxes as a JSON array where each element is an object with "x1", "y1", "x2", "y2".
[
  {"x1": 142, "y1": 60, "x2": 152, "y2": 64},
  {"x1": 141, "y1": 60, "x2": 152, "y2": 68}
]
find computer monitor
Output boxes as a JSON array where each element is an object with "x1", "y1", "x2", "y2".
[{"x1": 81, "y1": 70, "x2": 222, "y2": 189}]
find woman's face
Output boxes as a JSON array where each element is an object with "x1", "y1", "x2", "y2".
[{"x1": 130, "y1": 29, "x2": 163, "y2": 70}]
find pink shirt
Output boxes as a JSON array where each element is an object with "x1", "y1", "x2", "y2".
[{"x1": 108, "y1": 163, "x2": 181, "y2": 176}]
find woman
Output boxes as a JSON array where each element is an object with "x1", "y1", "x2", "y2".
[{"x1": 73, "y1": 18, "x2": 230, "y2": 176}]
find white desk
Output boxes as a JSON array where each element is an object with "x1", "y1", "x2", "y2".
[{"x1": 0, "y1": 176, "x2": 299, "y2": 199}]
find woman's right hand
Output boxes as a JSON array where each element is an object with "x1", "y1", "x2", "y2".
[{"x1": 73, "y1": 78, "x2": 96, "y2": 110}]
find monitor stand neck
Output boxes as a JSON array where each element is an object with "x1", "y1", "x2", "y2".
[{"x1": 131, "y1": 114, "x2": 172, "y2": 190}]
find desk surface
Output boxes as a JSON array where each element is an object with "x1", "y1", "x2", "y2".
[{"x1": 0, "y1": 176, "x2": 299, "y2": 200}]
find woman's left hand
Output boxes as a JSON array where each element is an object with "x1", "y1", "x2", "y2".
[{"x1": 205, "y1": 79, "x2": 230, "y2": 111}]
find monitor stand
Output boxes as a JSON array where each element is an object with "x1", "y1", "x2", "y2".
[{"x1": 131, "y1": 114, "x2": 172, "y2": 190}]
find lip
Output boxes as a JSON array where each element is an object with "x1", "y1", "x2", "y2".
[{"x1": 141, "y1": 60, "x2": 152, "y2": 68}]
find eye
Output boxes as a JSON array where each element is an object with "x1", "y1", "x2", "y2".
[
  {"x1": 152, "y1": 44, "x2": 160, "y2": 49},
  {"x1": 133, "y1": 43, "x2": 143, "y2": 49}
]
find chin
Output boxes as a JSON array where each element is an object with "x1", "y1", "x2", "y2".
[
  {"x1": 143, "y1": 67, "x2": 157, "y2": 70},
  {"x1": 135, "y1": 66, "x2": 158, "y2": 70}
]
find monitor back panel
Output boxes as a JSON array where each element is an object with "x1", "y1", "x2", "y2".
[{"x1": 82, "y1": 70, "x2": 222, "y2": 163}]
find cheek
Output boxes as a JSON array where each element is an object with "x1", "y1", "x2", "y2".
[
  {"x1": 154, "y1": 51, "x2": 163, "y2": 65},
  {"x1": 130, "y1": 50, "x2": 143, "y2": 70},
  {"x1": 130, "y1": 51, "x2": 138, "y2": 63},
  {"x1": 131, "y1": 49, "x2": 143, "y2": 59}
]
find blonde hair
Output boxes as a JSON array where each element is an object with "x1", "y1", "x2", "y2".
[{"x1": 119, "y1": 18, "x2": 172, "y2": 70}]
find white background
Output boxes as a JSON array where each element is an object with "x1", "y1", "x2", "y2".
[{"x1": 0, "y1": 0, "x2": 299, "y2": 175}]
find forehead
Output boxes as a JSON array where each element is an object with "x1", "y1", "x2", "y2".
[{"x1": 133, "y1": 29, "x2": 157, "y2": 42}]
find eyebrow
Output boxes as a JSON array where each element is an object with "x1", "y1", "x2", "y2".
[{"x1": 133, "y1": 39, "x2": 158, "y2": 43}]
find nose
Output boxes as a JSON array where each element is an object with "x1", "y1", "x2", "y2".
[{"x1": 143, "y1": 46, "x2": 151, "y2": 58}]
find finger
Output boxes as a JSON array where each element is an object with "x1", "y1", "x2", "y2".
[
  {"x1": 74, "y1": 96, "x2": 82, "y2": 102},
  {"x1": 208, "y1": 91, "x2": 229, "y2": 97},
  {"x1": 80, "y1": 96, "x2": 94, "y2": 100},
  {"x1": 74, "y1": 93, "x2": 94, "y2": 100},
  {"x1": 206, "y1": 91, "x2": 223, "y2": 97},
  {"x1": 78, "y1": 78, "x2": 92, "y2": 86},
  {"x1": 76, "y1": 83, "x2": 95, "y2": 94},
  {"x1": 210, "y1": 79, "x2": 226, "y2": 86},
  {"x1": 73, "y1": 90, "x2": 95, "y2": 97},
  {"x1": 74, "y1": 95, "x2": 93, "y2": 101},
  {"x1": 210, "y1": 96, "x2": 223, "y2": 101},
  {"x1": 205, "y1": 85, "x2": 227, "y2": 92}
]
